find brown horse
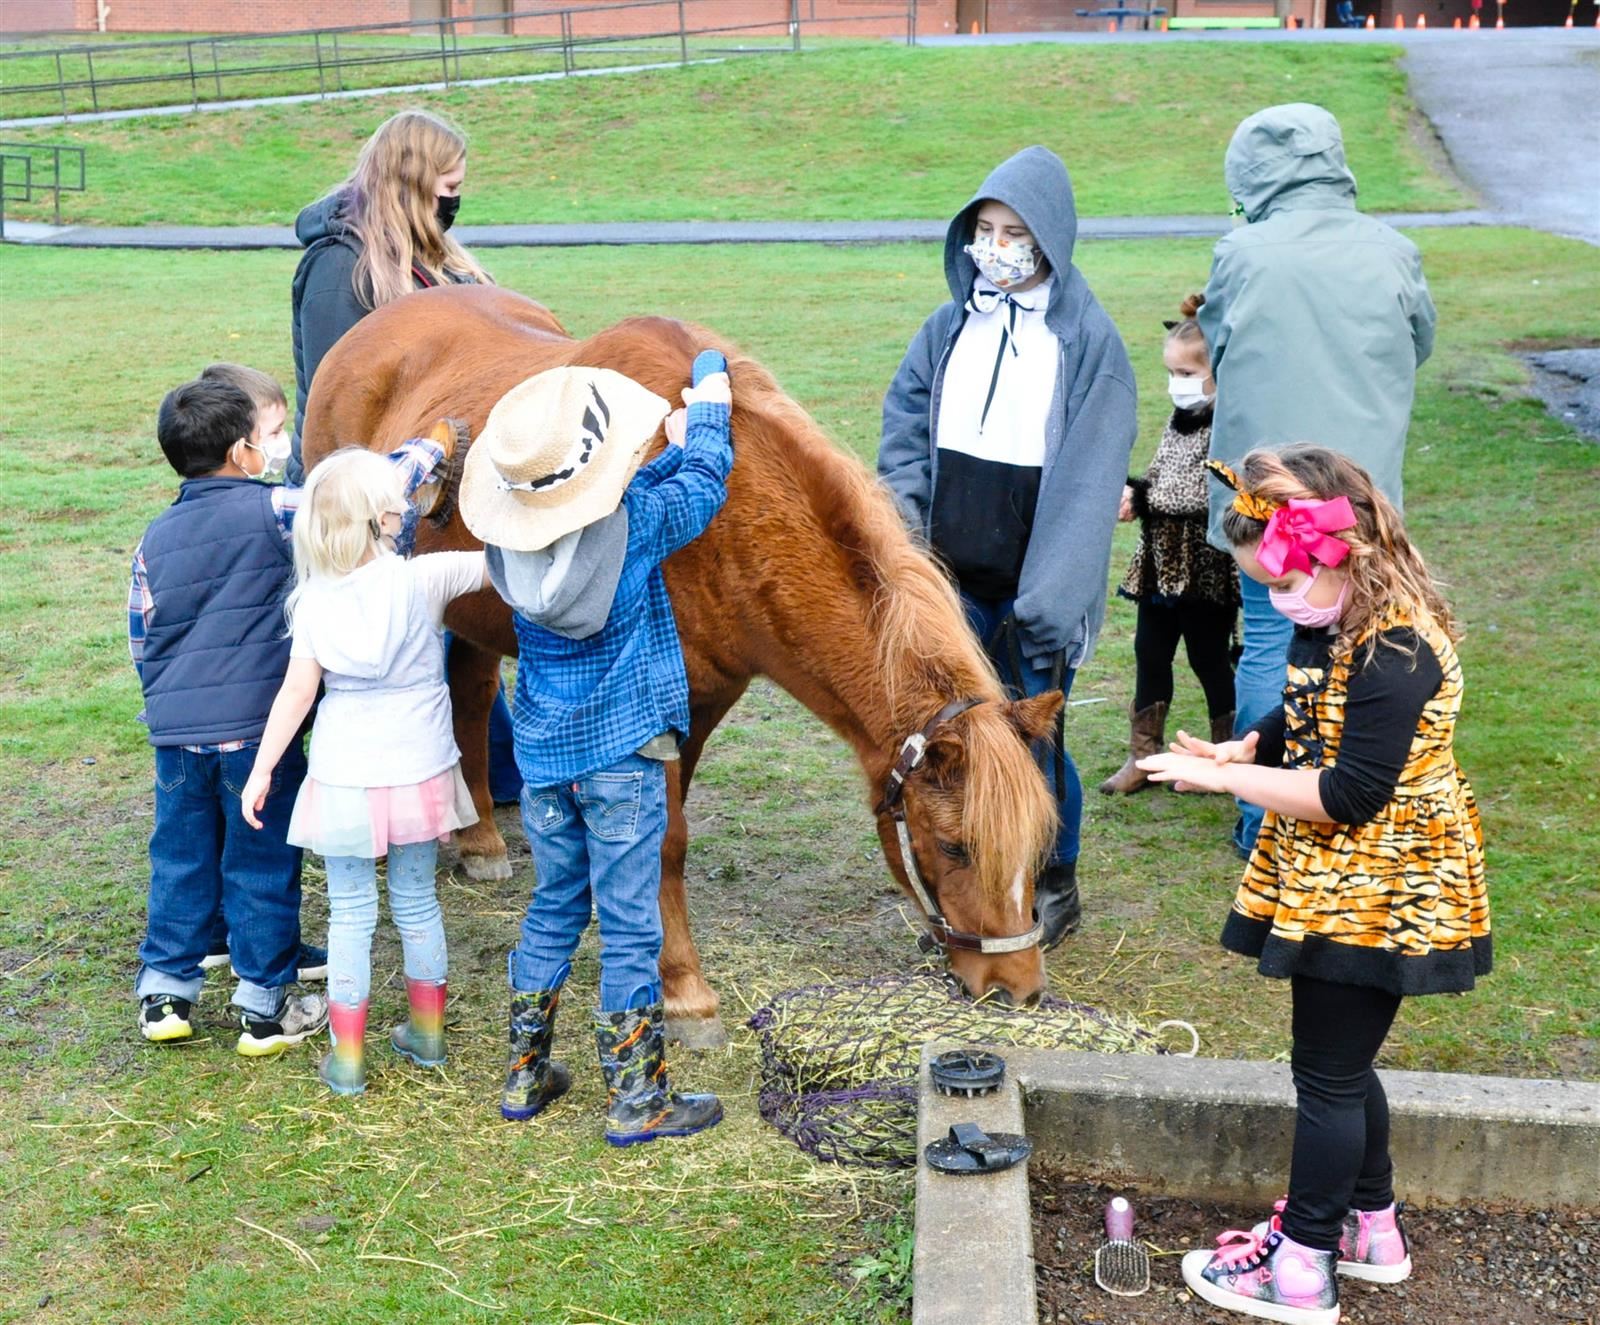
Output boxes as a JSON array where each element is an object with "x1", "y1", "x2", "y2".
[{"x1": 304, "y1": 283, "x2": 1061, "y2": 1044}]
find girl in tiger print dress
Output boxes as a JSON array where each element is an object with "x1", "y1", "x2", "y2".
[{"x1": 1140, "y1": 444, "x2": 1488, "y2": 1325}]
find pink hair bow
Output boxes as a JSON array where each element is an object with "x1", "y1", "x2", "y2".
[{"x1": 1256, "y1": 497, "x2": 1357, "y2": 576}]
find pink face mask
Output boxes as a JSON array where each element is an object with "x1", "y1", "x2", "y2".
[{"x1": 1269, "y1": 565, "x2": 1348, "y2": 629}]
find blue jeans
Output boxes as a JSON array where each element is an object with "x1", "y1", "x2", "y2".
[
  {"x1": 136, "y1": 742, "x2": 306, "y2": 1017},
  {"x1": 510, "y1": 753, "x2": 668, "y2": 1012},
  {"x1": 960, "y1": 596, "x2": 1081, "y2": 867},
  {"x1": 1233, "y1": 574, "x2": 1294, "y2": 855},
  {"x1": 324, "y1": 840, "x2": 447, "y2": 1008}
]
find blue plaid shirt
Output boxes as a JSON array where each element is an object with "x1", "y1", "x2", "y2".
[{"x1": 506, "y1": 401, "x2": 732, "y2": 787}]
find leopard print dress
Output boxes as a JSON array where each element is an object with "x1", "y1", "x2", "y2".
[
  {"x1": 1118, "y1": 408, "x2": 1239, "y2": 609},
  {"x1": 1222, "y1": 611, "x2": 1490, "y2": 995}
]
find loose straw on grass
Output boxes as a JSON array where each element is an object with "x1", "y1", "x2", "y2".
[{"x1": 234, "y1": 1216, "x2": 321, "y2": 1273}]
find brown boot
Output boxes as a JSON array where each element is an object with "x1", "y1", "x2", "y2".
[
  {"x1": 1210, "y1": 711, "x2": 1236, "y2": 747},
  {"x1": 1098, "y1": 701, "x2": 1167, "y2": 795}
]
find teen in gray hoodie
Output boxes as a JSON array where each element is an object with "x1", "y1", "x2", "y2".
[{"x1": 878, "y1": 145, "x2": 1138, "y2": 948}]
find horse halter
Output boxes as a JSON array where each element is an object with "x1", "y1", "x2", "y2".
[{"x1": 874, "y1": 698, "x2": 1045, "y2": 957}]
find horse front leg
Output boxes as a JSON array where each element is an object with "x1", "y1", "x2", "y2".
[
  {"x1": 660, "y1": 759, "x2": 723, "y2": 1047},
  {"x1": 659, "y1": 678, "x2": 747, "y2": 1049},
  {"x1": 446, "y1": 637, "x2": 512, "y2": 880}
]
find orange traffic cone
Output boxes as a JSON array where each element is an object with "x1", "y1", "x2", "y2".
[
  {"x1": 1106, "y1": 17, "x2": 1116, "y2": 30},
  {"x1": 1159, "y1": 15, "x2": 1169, "y2": 29},
  {"x1": 1416, "y1": 11, "x2": 1426, "y2": 25},
  {"x1": 1564, "y1": 12, "x2": 1573, "y2": 23},
  {"x1": 1452, "y1": 15, "x2": 1461, "y2": 25},
  {"x1": 1495, "y1": 13, "x2": 1503, "y2": 25},
  {"x1": 1366, "y1": 12, "x2": 1376, "y2": 25},
  {"x1": 1394, "y1": 11, "x2": 1403, "y2": 24},
  {"x1": 969, "y1": 20, "x2": 979, "y2": 31},
  {"x1": 1285, "y1": 14, "x2": 1296, "y2": 26},
  {"x1": 1468, "y1": 11, "x2": 1479, "y2": 24}
]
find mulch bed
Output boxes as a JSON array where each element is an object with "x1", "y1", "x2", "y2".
[{"x1": 1031, "y1": 1167, "x2": 1599, "y2": 1325}]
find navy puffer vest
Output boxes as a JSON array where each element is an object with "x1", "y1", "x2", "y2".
[{"x1": 139, "y1": 478, "x2": 294, "y2": 746}]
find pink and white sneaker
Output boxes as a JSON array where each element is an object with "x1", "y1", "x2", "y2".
[
  {"x1": 1181, "y1": 1227, "x2": 1340, "y2": 1325},
  {"x1": 1252, "y1": 1199, "x2": 1413, "y2": 1283}
]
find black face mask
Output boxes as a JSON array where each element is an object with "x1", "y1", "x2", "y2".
[{"x1": 436, "y1": 194, "x2": 461, "y2": 232}]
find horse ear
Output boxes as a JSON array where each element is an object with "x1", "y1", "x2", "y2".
[{"x1": 1006, "y1": 692, "x2": 1063, "y2": 744}]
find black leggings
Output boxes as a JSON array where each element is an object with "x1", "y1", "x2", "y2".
[
  {"x1": 1282, "y1": 976, "x2": 1403, "y2": 1251},
  {"x1": 1131, "y1": 598, "x2": 1235, "y2": 716}
]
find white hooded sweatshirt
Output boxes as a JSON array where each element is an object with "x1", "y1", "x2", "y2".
[{"x1": 290, "y1": 551, "x2": 484, "y2": 788}]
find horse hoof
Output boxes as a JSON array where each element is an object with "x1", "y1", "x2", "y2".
[
  {"x1": 665, "y1": 1015, "x2": 728, "y2": 1050},
  {"x1": 461, "y1": 852, "x2": 513, "y2": 882}
]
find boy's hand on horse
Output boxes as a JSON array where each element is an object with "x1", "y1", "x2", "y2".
[
  {"x1": 664, "y1": 409, "x2": 688, "y2": 448},
  {"x1": 682, "y1": 373, "x2": 731, "y2": 409}
]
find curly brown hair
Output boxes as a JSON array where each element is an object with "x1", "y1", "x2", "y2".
[{"x1": 1220, "y1": 445, "x2": 1458, "y2": 664}]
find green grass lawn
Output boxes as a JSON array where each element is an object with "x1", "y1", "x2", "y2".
[
  {"x1": 0, "y1": 42, "x2": 1466, "y2": 227},
  {"x1": 2, "y1": 228, "x2": 1596, "y2": 1322}
]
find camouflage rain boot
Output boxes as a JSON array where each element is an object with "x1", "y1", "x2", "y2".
[
  {"x1": 500, "y1": 987, "x2": 572, "y2": 1121},
  {"x1": 594, "y1": 1002, "x2": 722, "y2": 1147}
]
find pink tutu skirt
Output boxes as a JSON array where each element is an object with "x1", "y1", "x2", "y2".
[{"x1": 287, "y1": 765, "x2": 479, "y2": 859}]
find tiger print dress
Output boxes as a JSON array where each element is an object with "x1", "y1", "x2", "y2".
[{"x1": 1222, "y1": 610, "x2": 1490, "y2": 995}]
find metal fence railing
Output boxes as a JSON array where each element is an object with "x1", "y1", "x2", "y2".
[
  {"x1": 0, "y1": 140, "x2": 85, "y2": 236},
  {"x1": 0, "y1": 0, "x2": 919, "y2": 121}
]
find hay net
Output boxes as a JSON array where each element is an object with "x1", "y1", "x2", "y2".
[{"x1": 748, "y1": 970, "x2": 1165, "y2": 1170}]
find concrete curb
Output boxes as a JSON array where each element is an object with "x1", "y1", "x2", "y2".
[
  {"x1": 1014, "y1": 1048, "x2": 1600, "y2": 1208},
  {"x1": 914, "y1": 1044, "x2": 1037, "y2": 1325}
]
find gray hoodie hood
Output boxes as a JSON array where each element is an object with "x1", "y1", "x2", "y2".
[
  {"x1": 944, "y1": 145, "x2": 1082, "y2": 333},
  {"x1": 297, "y1": 555, "x2": 411, "y2": 680},
  {"x1": 487, "y1": 507, "x2": 629, "y2": 641},
  {"x1": 1225, "y1": 103, "x2": 1357, "y2": 224}
]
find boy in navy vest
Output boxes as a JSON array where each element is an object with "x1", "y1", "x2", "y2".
[{"x1": 130, "y1": 376, "x2": 445, "y2": 1055}]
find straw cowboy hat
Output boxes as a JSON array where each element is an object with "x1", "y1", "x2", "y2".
[{"x1": 460, "y1": 366, "x2": 670, "y2": 552}]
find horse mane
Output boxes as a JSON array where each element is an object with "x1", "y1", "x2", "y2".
[{"x1": 709, "y1": 339, "x2": 1056, "y2": 902}]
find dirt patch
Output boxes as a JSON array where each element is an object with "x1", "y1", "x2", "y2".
[{"x1": 1031, "y1": 1170, "x2": 1600, "y2": 1325}]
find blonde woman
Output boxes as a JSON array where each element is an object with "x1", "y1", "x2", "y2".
[
  {"x1": 242, "y1": 448, "x2": 490, "y2": 1097},
  {"x1": 290, "y1": 108, "x2": 491, "y2": 481},
  {"x1": 290, "y1": 108, "x2": 520, "y2": 804}
]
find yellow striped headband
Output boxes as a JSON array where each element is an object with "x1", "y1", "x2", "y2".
[{"x1": 1206, "y1": 459, "x2": 1279, "y2": 523}]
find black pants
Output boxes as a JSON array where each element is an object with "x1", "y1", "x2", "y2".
[
  {"x1": 1282, "y1": 976, "x2": 1403, "y2": 1251},
  {"x1": 1131, "y1": 598, "x2": 1235, "y2": 716}
]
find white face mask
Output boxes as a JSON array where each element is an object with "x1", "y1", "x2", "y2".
[
  {"x1": 240, "y1": 432, "x2": 291, "y2": 481},
  {"x1": 1168, "y1": 374, "x2": 1213, "y2": 411},
  {"x1": 965, "y1": 233, "x2": 1039, "y2": 290}
]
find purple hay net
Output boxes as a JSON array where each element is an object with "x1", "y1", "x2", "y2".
[{"x1": 748, "y1": 969, "x2": 1165, "y2": 1170}]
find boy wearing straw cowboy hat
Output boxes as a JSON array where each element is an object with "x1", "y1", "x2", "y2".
[{"x1": 459, "y1": 349, "x2": 733, "y2": 1145}]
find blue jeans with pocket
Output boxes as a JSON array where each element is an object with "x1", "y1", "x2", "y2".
[
  {"x1": 1232, "y1": 575, "x2": 1295, "y2": 856},
  {"x1": 136, "y1": 742, "x2": 306, "y2": 1017},
  {"x1": 509, "y1": 753, "x2": 668, "y2": 1012},
  {"x1": 323, "y1": 840, "x2": 448, "y2": 1009},
  {"x1": 960, "y1": 595, "x2": 1081, "y2": 867}
]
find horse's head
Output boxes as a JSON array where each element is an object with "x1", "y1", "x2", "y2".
[{"x1": 883, "y1": 693, "x2": 1062, "y2": 1006}]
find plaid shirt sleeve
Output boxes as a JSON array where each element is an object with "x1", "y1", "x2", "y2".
[
  {"x1": 128, "y1": 542, "x2": 151, "y2": 681},
  {"x1": 624, "y1": 402, "x2": 732, "y2": 565},
  {"x1": 271, "y1": 440, "x2": 445, "y2": 537}
]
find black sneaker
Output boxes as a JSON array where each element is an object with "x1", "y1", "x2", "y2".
[
  {"x1": 236, "y1": 992, "x2": 329, "y2": 1057},
  {"x1": 139, "y1": 994, "x2": 194, "y2": 1043},
  {"x1": 228, "y1": 942, "x2": 328, "y2": 983}
]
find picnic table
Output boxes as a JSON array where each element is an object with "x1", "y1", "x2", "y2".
[{"x1": 1075, "y1": 5, "x2": 1167, "y2": 29}]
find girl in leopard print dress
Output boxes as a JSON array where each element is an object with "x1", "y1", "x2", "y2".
[
  {"x1": 1141, "y1": 445, "x2": 1487, "y2": 1325},
  {"x1": 1101, "y1": 294, "x2": 1240, "y2": 795}
]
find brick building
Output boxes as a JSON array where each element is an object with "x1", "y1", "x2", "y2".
[{"x1": 1, "y1": 0, "x2": 1578, "y2": 37}]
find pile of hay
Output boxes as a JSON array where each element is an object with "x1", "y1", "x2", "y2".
[{"x1": 748, "y1": 970, "x2": 1164, "y2": 1169}]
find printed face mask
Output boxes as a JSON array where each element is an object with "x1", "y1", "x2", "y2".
[
  {"x1": 1168, "y1": 374, "x2": 1213, "y2": 411},
  {"x1": 964, "y1": 233, "x2": 1039, "y2": 290},
  {"x1": 1269, "y1": 564, "x2": 1349, "y2": 629}
]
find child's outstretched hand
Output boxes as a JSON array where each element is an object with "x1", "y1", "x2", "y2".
[
  {"x1": 1138, "y1": 729, "x2": 1258, "y2": 794},
  {"x1": 664, "y1": 408, "x2": 687, "y2": 447},
  {"x1": 241, "y1": 768, "x2": 274, "y2": 829}
]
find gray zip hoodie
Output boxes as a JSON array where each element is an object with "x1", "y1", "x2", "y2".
[
  {"x1": 1199, "y1": 104, "x2": 1437, "y2": 547},
  {"x1": 878, "y1": 146, "x2": 1138, "y2": 668}
]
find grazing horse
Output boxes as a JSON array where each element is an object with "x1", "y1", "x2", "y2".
[{"x1": 303, "y1": 284, "x2": 1061, "y2": 1045}]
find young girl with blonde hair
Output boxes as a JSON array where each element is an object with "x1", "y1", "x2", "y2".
[
  {"x1": 1140, "y1": 444, "x2": 1488, "y2": 1325},
  {"x1": 243, "y1": 448, "x2": 489, "y2": 1097}
]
